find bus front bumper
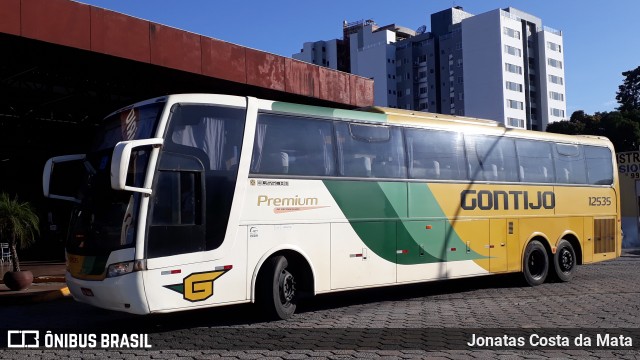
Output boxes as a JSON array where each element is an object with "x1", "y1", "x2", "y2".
[{"x1": 65, "y1": 271, "x2": 150, "y2": 314}]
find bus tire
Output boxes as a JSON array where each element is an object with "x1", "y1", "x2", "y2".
[
  {"x1": 552, "y1": 239, "x2": 576, "y2": 282},
  {"x1": 257, "y1": 255, "x2": 297, "y2": 320},
  {"x1": 522, "y1": 240, "x2": 548, "y2": 286}
]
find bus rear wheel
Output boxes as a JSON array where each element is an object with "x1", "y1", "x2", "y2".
[
  {"x1": 523, "y1": 240, "x2": 548, "y2": 286},
  {"x1": 257, "y1": 255, "x2": 297, "y2": 320},
  {"x1": 552, "y1": 239, "x2": 576, "y2": 282}
]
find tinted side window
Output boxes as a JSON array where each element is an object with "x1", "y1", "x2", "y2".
[
  {"x1": 465, "y1": 135, "x2": 518, "y2": 182},
  {"x1": 585, "y1": 146, "x2": 613, "y2": 185},
  {"x1": 554, "y1": 144, "x2": 587, "y2": 184},
  {"x1": 168, "y1": 105, "x2": 244, "y2": 172},
  {"x1": 405, "y1": 128, "x2": 467, "y2": 180},
  {"x1": 335, "y1": 123, "x2": 406, "y2": 178},
  {"x1": 515, "y1": 139, "x2": 555, "y2": 183},
  {"x1": 251, "y1": 114, "x2": 335, "y2": 176}
]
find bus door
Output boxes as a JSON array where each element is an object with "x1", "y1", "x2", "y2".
[{"x1": 142, "y1": 103, "x2": 247, "y2": 311}]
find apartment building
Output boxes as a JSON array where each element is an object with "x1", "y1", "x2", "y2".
[{"x1": 293, "y1": 6, "x2": 567, "y2": 130}]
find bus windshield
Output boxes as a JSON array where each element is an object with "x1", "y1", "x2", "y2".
[{"x1": 66, "y1": 102, "x2": 164, "y2": 255}]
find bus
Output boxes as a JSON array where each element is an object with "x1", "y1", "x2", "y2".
[{"x1": 43, "y1": 94, "x2": 621, "y2": 320}]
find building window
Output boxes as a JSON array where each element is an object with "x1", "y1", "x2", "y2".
[
  {"x1": 547, "y1": 58, "x2": 563, "y2": 69},
  {"x1": 406, "y1": 73, "x2": 411, "y2": 80},
  {"x1": 457, "y1": 76, "x2": 464, "y2": 84},
  {"x1": 505, "y1": 63, "x2": 523, "y2": 74},
  {"x1": 503, "y1": 27, "x2": 521, "y2": 39},
  {"x1": 419, "y1": 87, "x2": 428, "y2": 95},
  {"x1": 549, "y1": 91, "x2": 565, "y2": 101},
  {"x1": 549, "y1": 74, "x2": 564, "y2": 85},
  {"x1": 507, "y1": 99, "x2": 524, "y2": 110},
  {"x1": 455, "y1": 42, "x2": 462, "y2": 50},
  {"x1": 547, "y1": 41, "x2": 562, "y2": 53},
  {"x1": 550, "y1": 108, "x2": 565, "y2": 117},
  {"x1": 419, "y1": 71, "x2": 427, "y2": 79},
  {"x1": 507, "y1": 117, "x2": 525, "y2": 128},
  {"x1": 458, "y1": 92, "x2": 464, "y2": 101},
  {"x1": 504, "y1": 45, "x2": 522, "y2": 57},
  {"x1": 457, "y1": 59, "x2": 463, "y2": 67},
  {"x1": 506, "y1": 81, "x2": 523, "y2": 92}
]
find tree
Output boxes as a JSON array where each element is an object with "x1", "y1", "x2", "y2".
[
  {"x1": 616, "y1": 66, "x2": 640, "y2": 112},
  {"x1": 545, "y1": 120, "x2": 583, "y2": 135},
  {"x1": 600, "y1": 112, "x2": 640, "y2": 152},
  {"x1": 0, "y1": 193, "x2": 39, "y2": 272}
]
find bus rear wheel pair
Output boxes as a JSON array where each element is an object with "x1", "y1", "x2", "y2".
[{"x1": 523, "y1": 239, "x2": 577, "y2": 286}]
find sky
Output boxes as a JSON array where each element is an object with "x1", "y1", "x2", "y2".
[{"x1": 76, "y1": 0, "x2": 639, "y2": 116}]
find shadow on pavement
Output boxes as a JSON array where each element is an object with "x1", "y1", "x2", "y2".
[{"x1": 1, "y1": 272, "x2": 525, "y2": 334}]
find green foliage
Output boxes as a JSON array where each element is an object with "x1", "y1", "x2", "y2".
[
  {"x1": 545, "y1": 120, "x2": 584, "y2": 135},
  {"x1": 0, "y1": 193, "x2": 40, "y2": 271},
  {"x1": 600, "y1": 112, "x2": 640, "y2": 152},
  {"x1": 547, "y1": 66, "x2": 640, "y2": 152},
  {"x1": 616, "y1": 66, "x2": 640, "y2": 112}
]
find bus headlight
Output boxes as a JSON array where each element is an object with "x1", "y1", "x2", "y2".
[
  {"x1": 107, "y1": 261, "x2": 133, "y2": 278},
  {"x1": 106, "y1": 260, "x2": 146, "y2": 278}
]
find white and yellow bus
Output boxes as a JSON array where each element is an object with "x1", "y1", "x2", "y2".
[{"x1": 43, "y1": 94, "x2": 621, "y2": 319}]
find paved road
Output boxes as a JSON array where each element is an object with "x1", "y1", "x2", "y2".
[{"x1": 1, "y1": 251, "x2": 639, "y2": 358}]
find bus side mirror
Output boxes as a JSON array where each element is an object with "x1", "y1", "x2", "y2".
[
  {"x1": 43, "y1": 154, "x2": 86, "y2": 203},
  {"x1": 111, "y1": 138, "x2": 164, "y2": 194}
]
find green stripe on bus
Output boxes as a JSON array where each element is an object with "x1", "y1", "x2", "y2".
[
  {"x1": 272, "y1": 102, "x2": 387, "y2": 123},
  {"x1": 323, "y1": 180, "x2": 486, "y2": 264}
]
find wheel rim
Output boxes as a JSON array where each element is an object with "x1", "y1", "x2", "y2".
[
  {"x1": 279, "y1": 269, "x2": 296, "y2": 305},
  {"x1": 528, "y1": 249, "x2": 546, "y2": 279},
  {"x1": 559, "y1": 247, "x2": 574, "y2": 273}
]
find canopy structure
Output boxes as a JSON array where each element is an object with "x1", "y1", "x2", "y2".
[{"x1": 0, "y1": 0, "x2": 373, "y2": 200}]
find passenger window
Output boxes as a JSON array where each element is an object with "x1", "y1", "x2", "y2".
[
  {"x1": 465, "y1": 135, "x2": 518, "y2": 182},
  {"x1": 250, "y1": 114, "x2": 335, "y2": 176},
  {"x1": 553, "y1": 144, "x2": 587, "y2": 184},
  {"x1": 515, "y1": 140, "x2": 555, "y2": 183},
  {"x1": 405, "y1": 128, "x2": 467, "y2": 180},
  {"x1": 335, "y1": 123, "x2": 406, "y2": 178},
  {"x1": 585, "y1": 146, "x2": 613, "y2": 185}
]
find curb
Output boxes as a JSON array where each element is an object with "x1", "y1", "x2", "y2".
[
  {"x1": 0, "y1": 276, "x2": 66, "y2": 284},
  {"x1": 0, "y1": 286, "x2": 71, "y2": 306}
]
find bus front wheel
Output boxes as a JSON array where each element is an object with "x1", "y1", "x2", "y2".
[
  {"x1": 257, "y1": 255, "x2": 297, "y2": 320},
  {"x1": 552, "y1": 239, "x2": 576, "y2": 282},
  {"x1": 523, "y1": 240, "x2": 549, "y2": 286}
]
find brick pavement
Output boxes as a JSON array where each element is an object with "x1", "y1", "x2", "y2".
[{"x1": 0, "y1": 251, "x2": 638, "y2": 358}]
